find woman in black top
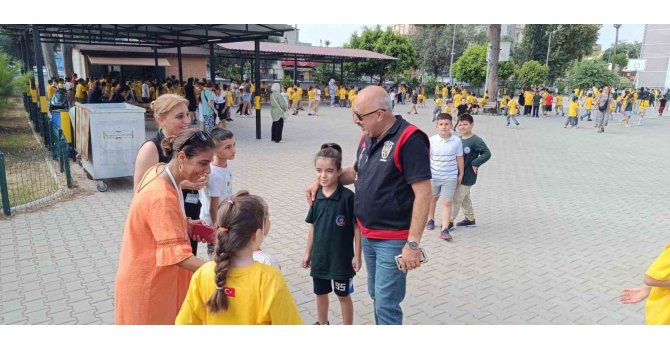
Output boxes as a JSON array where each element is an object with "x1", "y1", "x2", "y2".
[
  {"x1": 133, "y1": 94, "x2": 207, "y2": 255},
  {"x1": 184, "y1": 77, "x2": 197, "y2": 122},
  {"x1": 87, "y1": 82, "x2": 102, "y2": 104}
]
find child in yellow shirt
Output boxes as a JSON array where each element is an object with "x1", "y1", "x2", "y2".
[
  {"x1": 432, "y1": 94, "x2": 444, "y2": 122},
  {"x1": 580, "y1": 93, "x2": 593, "y2": 121},
  {"x1": 175, "y1": 191, "x2": 303, "y2": 325},
  {"x1": 555, "y1": 93, "x2": 564, "y2": 117},
  {"x1": 620, "y1": 243, "x2": 670, "y2": 325},
  {"x1": 506, "y1": 96, "x2": 520, "y2": 127},
  {"x1": 564, "y1": 96, "x2": 580, "y2": 128}
]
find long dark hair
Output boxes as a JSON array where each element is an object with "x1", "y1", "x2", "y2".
[
  {"x1": 206, "y1": 190, "x2": 268, "y2": 313},
  {"x1": 160, "y1": 128, "x2": 215, "y2": 160}
]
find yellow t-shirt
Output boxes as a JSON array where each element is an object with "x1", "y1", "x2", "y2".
[
  {"x1": 508, "y1": 99, "x2": 518, "y2": 115},
  {"x1": 645, "y1": 244, "x2": 670, "y2": 325},
  {"x1": 435, "y1": 98, "x2": 443, "y2": 107},
  {"x1": 226, "y1": 91, "x2": 233, "y2": 107},
  {"x1": 47, "y1": 85, "x2": 56, "y2": 100},
  {"x1": 584, "y1": 97, "x2": 593, "y2": 109},
  {"x1": 453, "y1": 94, "x2": 461, "y2": 107},
  {"x1": 499, "y1": 98, "x2": 509, "y2": 108},
  {"x1": 75, "y1": 84, "x2": 86, "y2": 99},
  {"x1": 633, "y1": 92, "x2": 638, "y2": 102},
  {"x1": 435, "y1": 85, "x2": 440, "y2": 94},
  {"x1": 479, "y1": 97, "x2": 487, "y2": 106},
  {"x1": 568, "y1": 101, "x2": 579, "y2": 117},
  {"x1": 175, "y1": 262, "x2": 303, "y2": 325},
  {"x1": 524, "y1": 91, "x2": 533, "y2": 106},
  {"x1": 556, "y1": 95, "x2": 563, "y2": 106},
  {"x1": 348, "y1": 89, "x2": 355, "y2": 100},
  {"x1": 466, "y1": 95, "x2": 475, "y2": 104},
  {"x1": 442, "y1": 87, "x2": 448, "y2": 98},
  {"x1": 287, "y1": 88, "x2": 293, "y2": 100},
  {"x1": 251, "y1": 84, "x2": 255, "y2": 94},
  {"x1": 339, "y1": 88, "x2": 346, "y2": 99},
  {"x1": 308, "y1": 90, "x2": 316, "y2": 100},
  {"x1": 350, "y1": 94, "x2": 357, "y2": 109},
  {"x1": 418, "y1": 94, "x2": 425, "y2": 102},
  {"x1": 292, "y1": 88, "x2": 301, "y2": 102}
]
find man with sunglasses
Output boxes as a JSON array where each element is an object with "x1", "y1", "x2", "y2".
[{"x1": 307, "y1": 86, "x2": 432, "y2": 325}]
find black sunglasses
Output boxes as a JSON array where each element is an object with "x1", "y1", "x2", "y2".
[
  {"x1": 178, "y1": 130, "x2": 211, "y2": 152},
  {"x1": 353, "y1": 108, "x2": 385, "y2": 121}
]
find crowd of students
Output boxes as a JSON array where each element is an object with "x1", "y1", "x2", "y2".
[{"x1": 94, "y1": 71, "x2": 668, "y2": 326}]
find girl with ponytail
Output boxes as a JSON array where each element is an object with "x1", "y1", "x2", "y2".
[{"x1": 176, "y1": 191, "x2": 302, "y2": 325}]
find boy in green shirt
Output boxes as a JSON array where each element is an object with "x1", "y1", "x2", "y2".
[{"x1": 451, "y1": 113, "x2": 492, "y2": 229}]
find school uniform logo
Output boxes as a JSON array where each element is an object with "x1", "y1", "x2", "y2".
[
  {"x1": 335, "y1": 215, "x2": 346, "y2": 226},
  {"x1": 463, "y1": 146, "x2": 471, "y2": 155},
  {"x1": 380, "y1": 141, "x2": 394, "y2": 162}
]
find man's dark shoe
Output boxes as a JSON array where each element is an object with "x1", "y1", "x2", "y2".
[
  {"x1": 456, "y1": 218, "x2": 476, "y2": 227},
  {"x1": 447, "y1": 221, "x2": 454, "y2": 230},
  {"x1": 425, "y1": 219, "x2": 435, "y2": 231}
]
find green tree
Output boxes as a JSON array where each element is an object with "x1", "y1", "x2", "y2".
[
  {"x1": 515, "y1": 24, "x2": 601, "y2": 82},
  {"x1": 611, "y1": 53, "x2": 629, "y2": 72},
  {"x1": 0, "y1": 53, "x2": 30, "y2": 114},
  {"x1": 345, "y1": 25, "x2": 418, "y2": 83},
  {"x1": 518, "y1": 60, "x2": 548, "y2": 86},
  {"x1": 565, "y1": 59, "x2": 618, "y2": 89},
  {"x1": 602, "y1": 41, "x2": 641, "y2": 60},
  {"x1": 498, "y1": 60, "x2": 518, "y2": 82},
  {"x1": 411, "y1": 24, "x2": 488, "y2": 78},
  {"x1": 452, "y1": 43, "x2": 487, "y2": 87}
]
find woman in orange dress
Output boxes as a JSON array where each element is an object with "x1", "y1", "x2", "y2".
[{"x1": 115, "y1": 128, "x2": 215, "y2": 324}]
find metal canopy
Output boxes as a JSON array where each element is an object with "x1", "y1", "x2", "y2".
[
  {"x1": 0, "y1": 24, "x2": 294, "y2": 49},
  {"x1": 216, "y1": 41, "x2": 397, "y2": 64}
]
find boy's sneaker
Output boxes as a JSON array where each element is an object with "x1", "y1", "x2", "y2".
[
  {"x1": 439, "y1": 228, "x2": 452, "y2": 241},
  {"x1": 425, "y1": 219, "x2": 435, "y2": 231},
  {"x1": 456, "y1": 217, "x2": 476, "y2": 227}
]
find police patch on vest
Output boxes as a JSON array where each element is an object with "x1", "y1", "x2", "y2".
[
  {"x1": 463, "y1": 146, "x2": 471, "y2": 154},
  {"x1": 335, "y1": 215, "x2": 346, "y2": 226},
  {"x1": 380, "y1": 141, "x2": 394, "y2": 162}
]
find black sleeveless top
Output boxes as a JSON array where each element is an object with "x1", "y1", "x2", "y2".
[{"x1": 149, "y1": 130, "x2": 202, "y2": 220}]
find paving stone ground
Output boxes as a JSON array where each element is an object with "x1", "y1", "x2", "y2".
[{"x1": 1, "y1": 101, "x2": 668, "y2": 324}]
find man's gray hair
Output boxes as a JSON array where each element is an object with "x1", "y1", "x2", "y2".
[{"x1": 373, "y1": 91, "x2": 392, "y2": 111}]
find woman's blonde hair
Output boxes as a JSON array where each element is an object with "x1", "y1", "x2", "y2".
[{"x1": 150, "y1": 94, "x2": 189, "y2": 120}]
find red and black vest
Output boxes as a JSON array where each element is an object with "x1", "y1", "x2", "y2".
[{"x1": 354, "y1": 116, "x2": 428, "y2": 240}]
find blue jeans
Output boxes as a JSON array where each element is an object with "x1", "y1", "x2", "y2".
[{"x1": 362, "y1": 237, "x2": 407, "y2": 325}]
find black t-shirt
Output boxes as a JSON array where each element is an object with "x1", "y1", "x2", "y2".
[
  {"x1": 457, "y1": 104, "x2": 469, "y2": 116},
  {"x1": 412, "y1": 94, "x2": 418, "y2": 104},
  {"x1": 305, "y1": 184, "x2": 356, "y2": 280}
]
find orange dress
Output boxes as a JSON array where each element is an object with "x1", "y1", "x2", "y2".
[{"x1": 115, "y1": 165, "x2": 194, "y2": 324}]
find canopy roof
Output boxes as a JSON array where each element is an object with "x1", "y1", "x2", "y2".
[
  {"x1": 217, "y1": 41, "x2": 397, "y2": 63},
  {"x1": 0, "y1": 24, "x2": 294, "y2": 49}
]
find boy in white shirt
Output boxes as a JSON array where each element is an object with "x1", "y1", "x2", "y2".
[{"x1": 425, "y1": 113, "x2": 464, "y2": 241}]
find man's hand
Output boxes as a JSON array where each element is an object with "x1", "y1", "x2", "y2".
[
  {"x1": 399, "y1": 244, "x2": 421, "y2": 272},
  {"x1": 472, "y1": 166, "x2": 478, "y2": 175},
  {"x1": 457, "y1": 174, "x2": 463, "y2": 185},
  {"x1": 305, "y1": 179, "x2": 319, "y2": 206}
]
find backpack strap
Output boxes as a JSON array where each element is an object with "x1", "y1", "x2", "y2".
[{"x1": 393, "y1": 125, "x2": 419, "y2": 172}]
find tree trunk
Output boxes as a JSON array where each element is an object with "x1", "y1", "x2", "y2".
[
  {"x1": 62, "y1": 43, "x2": 73, "y2": 78},
  {"x1": 486, "y1": 24, "x2": 501, "y2": 102},
  {"x1": 42, "y1": 43, "x2": 58, "y2": 80}
]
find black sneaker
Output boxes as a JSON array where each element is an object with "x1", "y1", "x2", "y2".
[
  {"x1": 447, "y1": 221, "x2": 454, "y2": 230},
  {"x1": 439, "y1": 228, "x2": 453, "y2": 241},
  {"x1": 456, "y1": 218, "x2": 476, "y2": 227},
  {"x1": 313, "y1": 321, "x2": 329, "y2": 325}
]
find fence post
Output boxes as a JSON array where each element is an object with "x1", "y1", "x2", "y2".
[
  {"x1": 57, "y1": 130, "x2": 65, "y2": 173},
  {"x1": 0, "y1": 152, "x2": 11, "y2": 216},
  {"x1": 60, "y1": 134, "x2": 73, "y2": 189}
]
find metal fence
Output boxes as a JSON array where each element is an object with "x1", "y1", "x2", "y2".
[{"x1": 0, "y1": 93, "x2": 73, "y2": 216}]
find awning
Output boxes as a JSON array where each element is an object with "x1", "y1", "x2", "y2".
[{"x1": 88, "y1": 56, "x2": 171, "y2": 67}]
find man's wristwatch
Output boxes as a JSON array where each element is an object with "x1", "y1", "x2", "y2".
[{"x1": 406, "y1": 240, "x2": 420, "y2": 250}]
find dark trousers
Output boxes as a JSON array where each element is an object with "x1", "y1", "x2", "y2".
[
  {"x1": 524, "y1": 105, "x2": 532, "y2": 115},
  {"x1": 271, "y1": 118, "x2": 284, "y2": 142},
  {"x1": 532, "y1": 105, "x2": 540, "y2": 117},
  {"x1": 183, "y1": 189, "x2": 202, "y2": 256}
]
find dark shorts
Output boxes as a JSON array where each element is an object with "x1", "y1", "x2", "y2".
[
  {"x1": 545, "y1": 105, "x2": 552, "y2": 111},
  {"x1": 313, "y1": 277, "x2": 353, "y2": 297},
  {"x1": 188, "y1": 100, "x2": 197, "y2": 112}
]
